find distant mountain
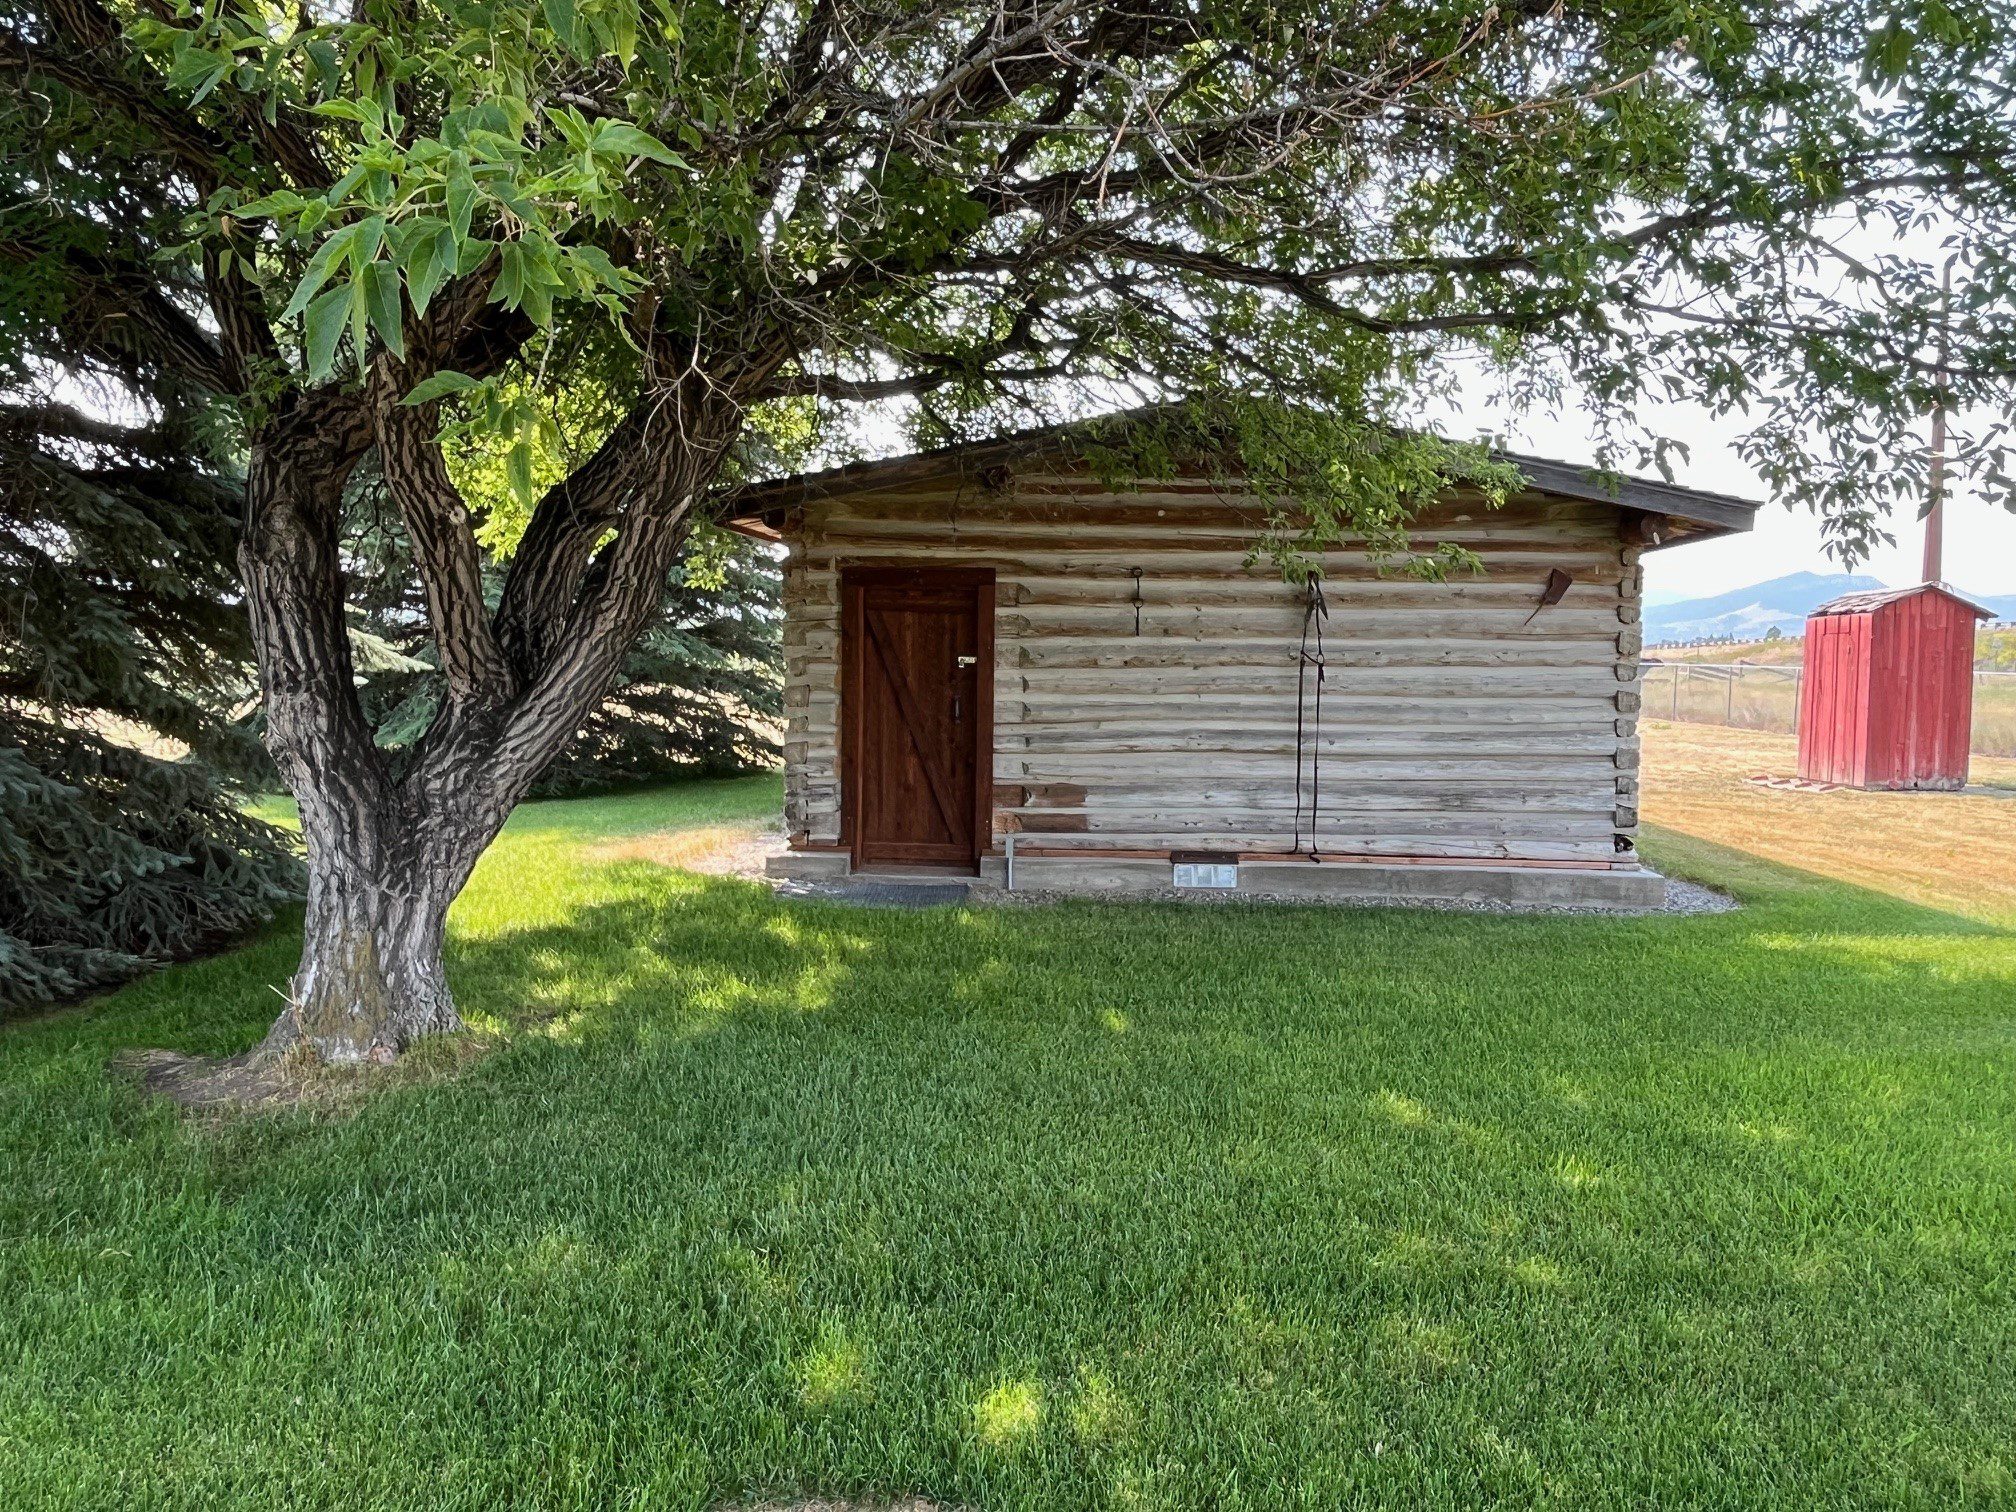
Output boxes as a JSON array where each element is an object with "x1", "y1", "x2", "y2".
[
  {"x1": 1645, "y1": 572, "x2": 2016, "y2": 644},
  {"x1": 1644, "y1": 571, "x2": 1889, "y2": 643}
]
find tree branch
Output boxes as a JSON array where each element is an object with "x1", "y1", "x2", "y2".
[
  {"x1": 371, "y1": 383, "x2": 515, "y2": 702},
  {"x1": 0, "y1": 238, "x2": 234, "y2": 394},
  {"x1": 491, "y1": 402, "x2": 658, "y2": 684}
]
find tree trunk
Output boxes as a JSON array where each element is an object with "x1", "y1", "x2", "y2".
[
  {"x1": 280, "y1": 830, "x2": 462, "y2": 1062},
  {"x1": 234, "y1": 380, "x2": 746, "y2": 1066},
  {"x1": 236, "y1": 398, "x2": 459, "y2": 1066}
]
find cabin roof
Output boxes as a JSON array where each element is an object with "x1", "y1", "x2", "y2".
[
  {"x1": 1810, "y1": 582, "x2": 1995, "y2": 619},
  {"x1": 719, "y1": 409, "x2": 1761, "y2": 546}
]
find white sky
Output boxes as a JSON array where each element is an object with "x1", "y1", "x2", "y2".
[
  {"x1": 1429, "y1": 391, "x2": 2016, "y2": 605},
  {"x1": 1416, "y1": 206, "x2": 2016, "y2": 605}
]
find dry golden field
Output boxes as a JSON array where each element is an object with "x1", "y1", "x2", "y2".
[{"x1": 1640, "y1": 720, "x2": 2016, "y2": 922}]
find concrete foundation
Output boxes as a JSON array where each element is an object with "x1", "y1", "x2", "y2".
[
  {"x1": 769, "y1": 850, "x2": 1669, "y2": 909},
  {"x1": 764, "y1": 850, "x2": 852, "y2": 881}
]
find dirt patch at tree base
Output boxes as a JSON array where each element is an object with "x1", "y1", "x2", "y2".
[
  {"x1": 114, "y1": 1032, "x2": 497, "y2": 1115},
  {"x1": 116, "y1": 1048, "x2": 300, "y2": 1109}
]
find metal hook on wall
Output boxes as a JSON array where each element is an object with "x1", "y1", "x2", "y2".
[{"x1": 1129, "y1": 566, "x2": 1144, "y2": 635}]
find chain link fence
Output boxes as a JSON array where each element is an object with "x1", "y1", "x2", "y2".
[{"x1": 1642, "y1": 662, "x2": 2016, "y2": 758}]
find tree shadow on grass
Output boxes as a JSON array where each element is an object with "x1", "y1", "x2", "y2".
[
  {"x1": 12, "y1": 821, "x2": 2006, "y2": 1080},
  {"x1": 4, "y1": 842, "x2": 2015, "y2": 1506}
]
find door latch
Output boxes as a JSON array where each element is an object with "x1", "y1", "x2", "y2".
[{"x1": 956, "y1": 655, "x2": 978, "y2": 666}]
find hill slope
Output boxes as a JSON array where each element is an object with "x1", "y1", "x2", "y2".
[
  {"x1": 1644, "y1": 572, "x2": 1887, "y2": 643},
  {"x1": 1648, "y1": 575, "x2": 2016, "y2": 644}
]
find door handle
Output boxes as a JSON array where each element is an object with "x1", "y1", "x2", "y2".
[{"x1": 956, "y1": 655, "x2": 978, "y2": 666}]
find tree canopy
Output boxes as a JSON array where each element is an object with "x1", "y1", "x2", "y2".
[
  {"x1": 12, "y1": 1, "x2": 2014, "y2": 542},
  {"x1": 5, "y1": 0, "x2": 2012, "y2": 1059}
]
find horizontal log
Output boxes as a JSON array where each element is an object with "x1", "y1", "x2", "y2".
[
  {"x1": 998, "y1": 788, "x2": 1618, "y2": 815},
  {"x1": 996, "y1": 728, "x2": 1623, "y2": 756},
  {"x1": 1010, "y1": 645, "x2": 1619, "y2": 671},
  {"x1": 995, "y1": 604, "x2": 1626, "y2": 635},
  {"x1": 1013, "y1": 666, "x2": 1628, "y2": 697},
  {"x1": 786, "y1": 572, "x2": 1620, "y2": 608},
  {"x1": 792, "y1": 638, "x2": 1623, "y2": 674},
  {"x1": 791, "y1": 560, "x2": 1629, "y2": 594},
  {"x1": 792, "y1": 692, "x2": 1628, "y2": 733},
  {"x1": 809, "y1": 526, "x2": 1627, "y2": 560},
  {"x1": 808, "y1": 494, "x2": 1617, "y2": 539},
  {"x1": 999, "y1": 754, "x2": 1619, "y2": 781},
  {"x1": 1000, "y1": 576, "x2": 1626, "y2": 609},
  {"x1": 991, "y1": 832, "x2": 1615, "y2": 861}
]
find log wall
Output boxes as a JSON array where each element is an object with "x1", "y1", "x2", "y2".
[{"x1": 779, "y1": 468, "x2": 1647, "y2": 864}]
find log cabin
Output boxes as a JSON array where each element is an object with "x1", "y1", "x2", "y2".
[{"x1": 724, "y1": 416, "x2": 1757, "y2": 907}]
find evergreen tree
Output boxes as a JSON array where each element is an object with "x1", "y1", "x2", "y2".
[
  {"x1": 526, "y1": 529, "x2": 780, "y2": 796},
  {"x1": 0, "y1": 400, "x2": 301, "y2": 1013}
]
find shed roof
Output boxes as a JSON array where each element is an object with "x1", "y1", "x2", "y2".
[
  {"x1": 720, "y1": 409, "x2": 1761, "y2": 545},
  {"x1": 1810, "y1": 582, "x2": 1995, "y2": 619}
]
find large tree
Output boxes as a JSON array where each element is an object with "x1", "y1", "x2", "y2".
[{"x1": 4, "y1": 0, "x2": 2011, "y2": 1062}]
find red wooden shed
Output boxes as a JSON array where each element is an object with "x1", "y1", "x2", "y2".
[{"x1": 1796, "y1": 583, "x2": 1991, "y2": 790}]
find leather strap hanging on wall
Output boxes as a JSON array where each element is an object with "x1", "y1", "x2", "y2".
[{"x1": 1293, "y1": 574, "x2": 1329, "y2": 857}]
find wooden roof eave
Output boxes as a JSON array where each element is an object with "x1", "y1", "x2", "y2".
[{"x1": 716, "y1": 428, "x2": 1762, "y2": 544}]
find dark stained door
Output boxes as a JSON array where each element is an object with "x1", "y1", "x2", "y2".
[{"x1": 844, "y1": 570, "x2": 992, "y2": 869}]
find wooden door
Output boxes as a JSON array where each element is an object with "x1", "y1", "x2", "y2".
[{"x1": 843, "y1": 568, "x2": 993, "y2": 869}]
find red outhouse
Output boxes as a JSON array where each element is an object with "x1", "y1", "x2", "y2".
[{"x1": 1796, "y1": 583, "x2": 1991, "y2": 790}]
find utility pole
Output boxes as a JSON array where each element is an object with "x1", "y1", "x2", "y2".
[{"x1": 1922, "y1": 262, "x2": 1952, "y2": 584}]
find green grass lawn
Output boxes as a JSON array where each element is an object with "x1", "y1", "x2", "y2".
[{"x1": 3, "y1": 776, "x2": 2014, "y2": 1509}]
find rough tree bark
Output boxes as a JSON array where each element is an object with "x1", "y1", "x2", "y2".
[
  {"x1": 237, "y1": 374, "x2": 748, "y2": 1064},
  {"x1": 278, "y1": 818, "x2": 476, "y2": 1060}
]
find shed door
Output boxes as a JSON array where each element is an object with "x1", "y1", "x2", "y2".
[{"x1": 843, "y1": 569, "x2": 993, "y2": 869}]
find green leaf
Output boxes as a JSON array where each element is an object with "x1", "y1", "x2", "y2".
[
  {"x1": 280, "y1": 226, "x2": 355, "y2": 321},
  {"x1": 492, "y1": 242, "x2": 525, "y2": 308},
  {"x1": 352, "y1": 215, "x2": 388, "y2": 267},
  {"x1": 446, "y1": 170, "x2": 478, "y2": 242},
  {"x1": 304, "y1": 38, "x2": 340, "y2": 90},
  {"x1": 325, "y1": 163, "x2": 368, "y2": 207},
  {"x1": 568, "y1": 245, "x2": 630, "y2": 292},
  {"x1": 181, "y1": 57, "x2": 232, "y2": 106},
  {"x1": 542, "y1": 0, "x2": 579, "y2": 45},
  {"x1": 518, "y1": 273, "x2": 553, "y2": 328},
  {"x1": 406, "y1": 225, "x2": 456, "y2": 316},
  {"x1": 361, "y1": 260, "x2": 404, "y2": 359},
  {"x1": 348, "y1": 276, "x2": 372, "y2": 376},
  {"x1": 505, "y1": 441, "x2": 535, "y2": 509},
  {"x1": 592, "y1": 122, "x2": 687, "y2": 168},
  {"x1": 235, "y1": 191, "x2": 304, "y2": 220},
  {"x1": 303, "y1": 285, "x2": 349, "y2": 379},
  {"x1": 609, "y1": 3, "x2": 638, "y2": 68},
  {"x1": 400, "y1": 370, "x2": 479, "y2": 406}
]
